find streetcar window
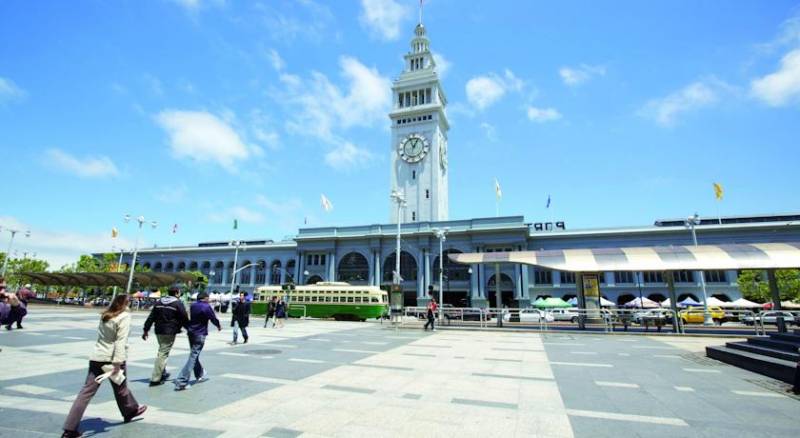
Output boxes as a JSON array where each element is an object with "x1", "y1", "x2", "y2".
[
  {"x1": 333, "y1": 296, "x2": 339, "y2": 303},
  {"x1": 347, "y1": 297, "x2": 354, "y2": 303},
  {"x1": 355, "y1": 297, "x2": 362, "y2": 303},
  {"x1": 325, "y1": 296, "x2": 331, "y2": 302},
  {"x1": 371, "y1": 297, "x2": 379, "y2": 303},
  {"x1": 311, "y1": 296, "x2": 318, "y2": 302}
]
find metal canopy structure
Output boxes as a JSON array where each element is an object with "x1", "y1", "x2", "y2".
[
  {"x1": 448, "y1": 242, "x2": 800, "y2": 272},
  {"x1": 16, "y1": 272, "x2": 200, "y2": 288}
]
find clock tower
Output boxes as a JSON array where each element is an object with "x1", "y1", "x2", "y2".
[{"x1": 389, "y1": 21, "x2": 449, "y2": 223}]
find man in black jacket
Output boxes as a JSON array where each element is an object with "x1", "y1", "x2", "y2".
[
  {"x1": 231, "y1": 292, "x2": 251, "y2": 344},
  {"x1": 142, "y1": 286, "x2": 189, "y2": 386}
]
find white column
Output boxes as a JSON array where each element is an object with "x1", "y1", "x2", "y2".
[
  {"x1": 424, "y1": 249, "x2": 431, "y2": 293},
  {"x1": 514, "y1": 265, "x2": 522, "y2": 299}
]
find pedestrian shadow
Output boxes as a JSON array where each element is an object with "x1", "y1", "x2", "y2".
[{"x1": 79, "y1": 417, "x2": 141, "y2": 436}]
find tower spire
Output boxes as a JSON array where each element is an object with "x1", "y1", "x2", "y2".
[{"x1": 419, "y1": 0, "x2": 423, "y2": 25}]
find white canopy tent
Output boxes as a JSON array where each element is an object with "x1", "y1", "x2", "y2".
[{"x1": 624, "y1": 297, "x2": 660, "y2": 308}]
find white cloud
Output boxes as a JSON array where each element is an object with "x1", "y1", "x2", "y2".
[
  {"x1": 432, "y1": 52, "x2": 451, "y2": 78},
  {"x1": 324, "y1": 142, "x2": 374, "y2": 170},
  {"x1": 255, "y1": 195, "x2": 305, "y2": 235},
  {"x1": 480, "y1": 122, "x2": 497, "y2": 142},
  {"x1": 0, "y1": 76, "x2": 26, "y2": 103},
  {"x1": 258, "y1": 0, "x2": 335, "y2": 43},
  {"x1": 359, "y1": 0, "x2": 411, "y2": 41},
  {"x1": 43, "y1": 148, "x2": 120, "y2": 178},
  {"x1": 640, "y1": 80, "x2": 722, "y2": 126},
  {"x1": 559, "y1": 64, "x2": 606, "y2": 87},
  {"x1": 267, "y1": 48, "x2": 285, "y2": 72},
  {"x1": 465, "y1": 69, "x2": 524, "y2": 110},
  {"x1": 249, "y1": 109, "x2": 281, "y2": 150},
  {"x1": 751, "y1": 49, "x2": 800, "y2": 107},
  {"x1": 281, "y1": 56, "x2": 391, "y2": 142},
  {"x1": 526, "y1": 106, "x2": 562, "y2": 123},
  {"x1": 154, "y1": 183, "x2": 188, "y2": 204},
  {"x1": 0, "y1": 215, "x2": 137, "y2": 270},
  {"x1": 156, "y1": 110, "x2": 254, "y2": 172}
]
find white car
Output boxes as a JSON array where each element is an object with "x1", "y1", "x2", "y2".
[
  {"x1": 548, "y1": 308, "x2": 580, "y2": 322},
  {"x1": 519, "y1": 309, "x2": 555, "y2": 323}
]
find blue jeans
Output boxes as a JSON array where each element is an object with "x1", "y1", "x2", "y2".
[
  {"x1": 232, "y1": 321, "x2": 248, "y2": 343},
  {"x1": 175, "y1": 334, "x2": 205, "y2": 387}
]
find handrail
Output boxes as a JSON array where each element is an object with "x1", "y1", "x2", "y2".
[{"x1": 289, "y1": 304, "x2": 307, "y2": 318}]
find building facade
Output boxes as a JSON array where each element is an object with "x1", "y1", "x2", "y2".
[{"x1": 125, "y1": 23, "x2": 800, "y2": 308}]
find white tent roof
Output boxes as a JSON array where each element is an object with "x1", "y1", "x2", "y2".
[
  {"x1": 450, "y1": 242, "x2": 800, "y2": 271},
  {"x1": 731, "y1": 298, "x2": 762, "y2": 308},
  {"x1": 706, "y1": 296, "x2": 735, "y2": 308},
  {"x1": 624, "y1": 297, "x2": 660, "y2": 308}
]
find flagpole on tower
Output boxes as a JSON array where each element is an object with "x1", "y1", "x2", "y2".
[{"x1": 419, "y1": 0, "x2": 423, "y2": 24}]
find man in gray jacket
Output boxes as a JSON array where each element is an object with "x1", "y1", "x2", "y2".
[{"x1": 142, "y1": 286, "x2": 189, "y2": 386}]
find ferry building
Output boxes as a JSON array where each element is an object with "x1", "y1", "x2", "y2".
[{"x1": 129, "y1": 23, "x2": 800, "y2": 308}]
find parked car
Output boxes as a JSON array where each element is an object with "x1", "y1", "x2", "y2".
[
  {"x1": 632, "y1": 309, "x2": 673, "y2": 324},
  {"x1": 679, "y1": 306, "x2": 725, "y2": 324},
  {"x1": 741, "y1": 311, "x2": 797, "y2": 326},
  {"x1": 548, "y1": 308, "x2": 580, "y2": 323},
  {"x1": 519, "y1": 308, "x2": 555, "y2": 323}
]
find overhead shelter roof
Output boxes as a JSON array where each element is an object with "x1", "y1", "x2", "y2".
[
  {"x1": 448, "y1": 242, "x2": 800, "y2": 272},
  {"x1": 16, "y1": 272, "x2": 201, "y2": 287}
]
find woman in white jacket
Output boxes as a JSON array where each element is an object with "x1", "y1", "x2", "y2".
[{"x1": 62, "y1": 294, "x2": 147, "y2": 438}]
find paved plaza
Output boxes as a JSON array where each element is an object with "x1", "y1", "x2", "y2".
[{"x1": 1, "y1": 306, "x2": 799, "y2": 437}]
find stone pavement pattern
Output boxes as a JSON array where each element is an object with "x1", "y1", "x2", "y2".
[{"x1": 0, "y1": 306, "x2": 798, "y2": 437}]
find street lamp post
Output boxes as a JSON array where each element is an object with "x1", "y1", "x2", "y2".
[
  {"x1": 228, "y1": 240, "x2": 247, "y2": 296},
  {"x1": 111, "y1": 245, "x2": 126, "y2": 299},
  {"x1": 390, "y1": 190, "x2": 406, "y2": 287},
  {"x1": 124, "y1": 215, "x2": 157, "y2": 296},
  {"x1": 432, "y1": 227, "x2": 449, "y2": 323},
  {"x1": 0, "y1": 227, "x2": 31, "y2": 277},
  {"x1": 685, "y1": 213, "x2": 713, "y2": 326}
]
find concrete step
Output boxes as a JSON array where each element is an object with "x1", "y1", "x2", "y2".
[
  {"x1": 727, "y1": 341, "x2": 799, "y2": 362},
  {"x1": 747, "y1": 336, "x2": 800, "y2": 352},
  {"x1": 706, "y1": 345, "x2": 796, "y2": 384},
  {"x1": 770, "y1": 332, "x2": 800, "y2": 345}
]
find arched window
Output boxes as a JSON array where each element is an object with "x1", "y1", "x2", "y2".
[
  {"x1": 177, "y1": 261, "x2": 186, "y2": 272},
  {"x1": 165, "y1": 262, "x2": 175, "y2": 272},
  {"x1": 153, "y1": 262, "x2": 163, "y2": 272},
  {"x1": 200, "y1": 261, "x2": 211, "y2": 276},
  {"x1": 383, "y1": 251, "x2": 418, "y2": 282},
  {"x1": 487, "y1": 273, "x2": 514, "y2": 291},
  {"x1": 617, "y1": 294, "x2": 636, "y2": 306},
  {"x1": 648, "y1": 293, "x2": 667, "y2": 303},
  {"x1": 239, "y1": 260, "x2": 252, "y2": 284},
  {"x1": 188, "y1": 261, "x2": 198, "y2": 271},
  {"x1": 286, "y1": 260, "x2": 296, "y2": 283},
  {"x1": 338, "y1": 252, "x2": 369, "y2": 283},
  {"x1": 213, "y1": 261, "x2": 225, "y2": 283},
  {"x1": 677, "y1": 293, "x2": 699, "y2": 302},
  {"x1": 270, "y1": 260, "x2": 282, "y2": 285},
  {"x1": 255, "y1": 260, "x2": 267, "y2": 284},
  {"x1": 432, "y1": 249, "x2": 469, "y2": 281},
  {"x1": 142, "y1": 262, "x2": 151, "y2": 270},
  {"x1": 306, "y1": 275, "x2": 323, "y2": 285}
]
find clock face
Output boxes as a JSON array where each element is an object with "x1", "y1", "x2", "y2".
[{"x1": 398, "y1": 134, "x2": 429, "y2": 163}]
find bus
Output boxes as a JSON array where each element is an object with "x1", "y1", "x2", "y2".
[{"x1": 253, "y1": 282, "x2": 388, "y2": 321}]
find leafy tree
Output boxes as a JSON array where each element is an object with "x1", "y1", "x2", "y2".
[
  {"x1": 737, "y1": 269, "x2": 800, "y2": 302},
  {"x1": 0, "y1": 252, "x2": 50, "y2": 287}
]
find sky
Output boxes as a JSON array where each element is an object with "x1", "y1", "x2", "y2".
[{"x1": 1, "y1": 0, "x2": 799, "y2": 269}]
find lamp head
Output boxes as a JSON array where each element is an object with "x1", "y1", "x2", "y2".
[
  {"x1": 124, "y1": 214, "x2": 131, "y2": 223},
  {"x1": 24, "y1": 230, "x2": 31, "y2": 238}
]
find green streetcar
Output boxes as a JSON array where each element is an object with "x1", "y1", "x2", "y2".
[{"x1": 253, "y1": 282, "x2": 388, "y2": 321}]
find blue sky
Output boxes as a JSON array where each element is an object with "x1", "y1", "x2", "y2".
[{"x1": 1, "y1": 0, "x2": 799, "y2": 268}]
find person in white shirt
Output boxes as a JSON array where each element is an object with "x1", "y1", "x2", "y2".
[{"x1": 62, "y1": 294, "x2": 147, "y2": 438}]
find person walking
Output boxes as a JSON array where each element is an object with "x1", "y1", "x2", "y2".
[
  {"x1": 264, "y1": 296, "x2": 277, "y2": 328},
  {"x1": 230, "y1": 291, "x2": 250, "y2": 344},
  {"x1": 174, "y1": 292, "x2": 221, "y2": 391},
  {"x1": 141, "y1": 285, "x2": 189, "y2": 386},
  {"x1": 62, "y1": 294, "x2": 146, "y2": 438},
  {"x1": 275, "y1": 298, "x2": 286, "y2": 328},
  {"x1": 424, "y1": 297, "x2": 438, "y2": 331}
]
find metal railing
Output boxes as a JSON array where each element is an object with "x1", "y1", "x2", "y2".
[{"x1": 289, "y1": 304, "x2": 307, "y2": 318}]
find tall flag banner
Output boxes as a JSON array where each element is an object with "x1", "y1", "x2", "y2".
[
  {"x1": 172, "y1": 224, "x2": 178, "y2": 234},
  {"x1": 713, "y1": 182, "x2": 723, "y2": 200},
  {"x1": 233, "y1": 219, "x2": 238, "y2": 230},
  {"x1": 494, "y1": 178, "x2": 502, "y2": 199},
  {"x1": 321, "y1": 194, "x2": 333, "y2": 212},
  {"x1": 546, "y1": 195, "x2": 551, "y2": 209},
  {"x1": 111, "y1": 227, "x2": 119, "y2": 238}
]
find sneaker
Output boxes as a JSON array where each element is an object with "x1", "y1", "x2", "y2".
[
  {"x1": 123, "y1": 405, "x2": 147, "y2": 423},
  {"x1": 61, "y1": 430, "x2": 82, "y2": 438},
  {"x1": 196, "y1": 374, "x2": 209, "y2": 384},
  {"x1": 148, "y1": 380, "x2": 165, "y2": 387},
  {"x1": 243, "y1": 338, "x2": 249, "y2": 344},
  {"x1": 174, "y1": 384, "x2": 189, "y2": 391}
]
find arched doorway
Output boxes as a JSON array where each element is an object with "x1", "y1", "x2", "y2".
[
  {"x1": 255, "y1": 260, "x2": 267, "y2": 284},
  {"x1": 712, "y1": 293, "x2": 731, "y2": 302},
  {"x1": 200, "y1": 261, "x2": 211, "y2": 276},
  {"x1": 306, "y1": 275, "x2": 323, "y2": 285},
  {"x1": 165, "y1": 262, "x2": 174, "y2": 272},
  {"x1": 286, "y1": 260, "x2": 296, "y2": 283},
  {"x1": 487, "y1": 273, "x2": 515, "y2": 307},
  {"x1": 213, "y1": 261, "x2": 224, "y2": 284},
  {"x1": 617, "y1": 294, "x2": 636, "y2": 306},
  {"x1": 142, "y1": 262, "x2": 151, "y2": 270},
  {"x1": 153, "y1": 262, "x2": 163, "y2": 273},
  {"x1": 177, "y1": 261, "x2": 186, "y2": 272},
  {"x1": 189, "y1": 261, "x2": 199, "y2": 271},
  {"x1": 338, "y1": 252, "x2": 369, "y2": 284},
  {"x1": 432, "y1": 249, "x2": 470, "y2": 306},
  {"x1": 648, "y1": 293, "x2": 667, "y2": 303},
  {"x1": 383, "y1": 251, "x2": 418, "y2": 306},
  {"x1": 677, "y1": 293, "x2": 699, "y2": 302}
]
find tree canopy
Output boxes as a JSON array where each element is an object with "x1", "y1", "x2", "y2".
[{"x1": 737, "y1": 269, "x2": 800, "y2": 303}]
